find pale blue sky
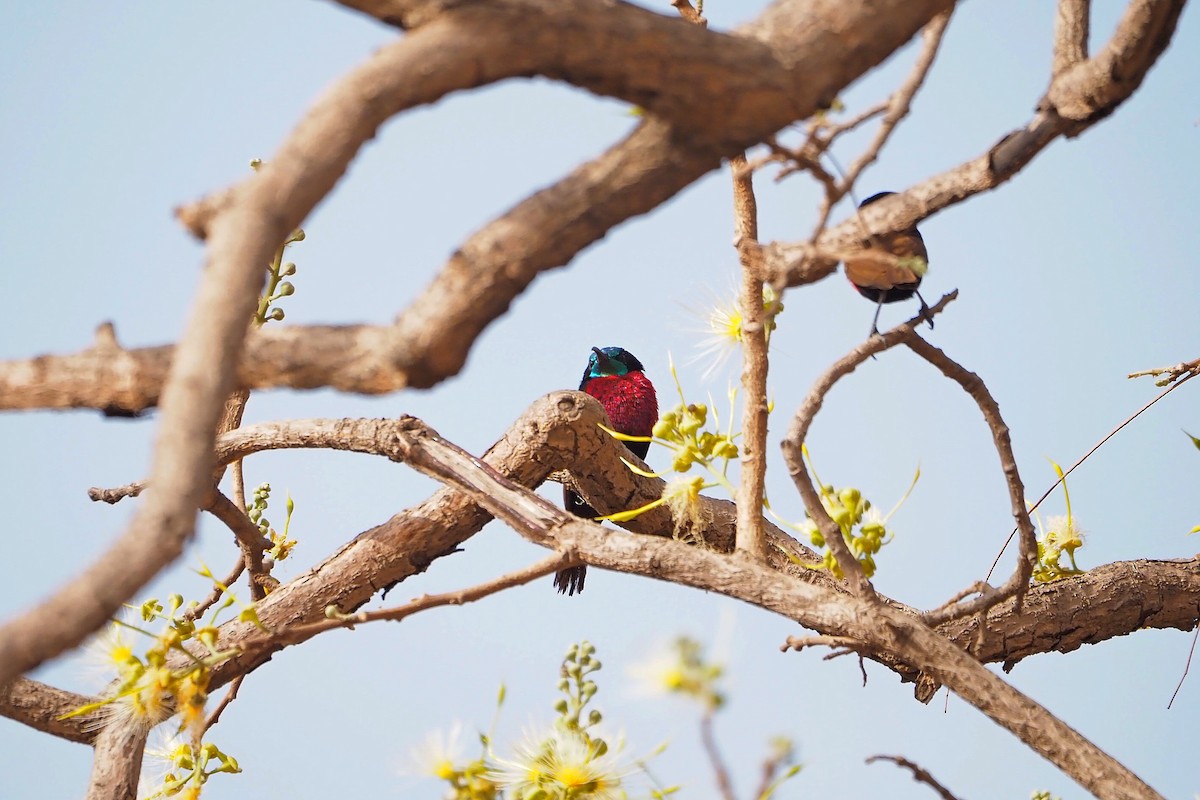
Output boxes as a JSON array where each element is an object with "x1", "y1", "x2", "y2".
[{"x1": 1, "y1": 2, "x2": 1198, "y2": 798}]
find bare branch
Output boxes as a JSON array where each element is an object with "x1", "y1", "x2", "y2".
[
  {"x1": 898, "y1": 333, "x2": 1037, "y2": 626},
  {"x1": 0, "y1": 678, "x2": 99, "y2": 746},
  {"x1": 1053, "y1": 0, "x2": 1091, "y2": 76},
  {"x1": 812, "y1": 9, "x2": 954, "y2": 235},
  {"x1": 202, "y1": 674, "x2": 245, "y2": 733},
  {"x1": 700, "y1": 712, "x2": 737, "y2": 800},
  {"x1": 867, "y1": 754, "x2": 963, "y2": 800},
  {"x1": 779, "y1": 293, "x2": 959, "y2": 591},
  {"x1": 84, "y1": 717, "x2": 148, "y2": 800},
  {"x1": 732, "y1": 156, "x2": 770, "y2": 562},
  {"x1": 236, "y1": 553, "x2": 568, "y2": 656}
]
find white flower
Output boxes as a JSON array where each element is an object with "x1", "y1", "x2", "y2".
[
  {"x1": 492, "y1": 725, "x2": 632, "y2": 800},
  {"x1": 409, "y1": 722, "x2": 466, "y2": 780}
]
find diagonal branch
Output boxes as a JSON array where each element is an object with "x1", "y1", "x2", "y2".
[
  {"x1": 899, "y1": 332, "x2": 1037, "y2": 625},
  {"x1": 764, "y1": 0, "x2": 1186, "y2": 290},
  {"x1": 328, "y1": 403, "x2": 1164, "y2": 799}
]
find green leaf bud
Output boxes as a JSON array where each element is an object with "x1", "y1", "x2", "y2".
[{"x1": 277, "y1": 281, "x2": 295, "y2": 296}]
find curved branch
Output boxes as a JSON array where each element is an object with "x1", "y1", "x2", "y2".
[
  {"x1": 779, "y1": 294, "x2": 959, "y2": 591},
  {"x1": 899, "y1": 332, "x2": 1037, "y2": 625}
]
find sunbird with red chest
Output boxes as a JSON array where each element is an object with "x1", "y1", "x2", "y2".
[{"x1": 556, "y1": 346, "x2": 659, "y2": 595}]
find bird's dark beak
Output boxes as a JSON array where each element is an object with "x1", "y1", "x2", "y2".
[{"x1": 591, "y1": 346, "x2": 618, "y2": 375}]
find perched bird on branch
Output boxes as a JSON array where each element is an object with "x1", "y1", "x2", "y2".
[
  {"x1": 843, "y1": 191, "x2": 933, "y2": 335},
  {"x1": 556, "y1": 346, "x2": 658, "y2": 596}
]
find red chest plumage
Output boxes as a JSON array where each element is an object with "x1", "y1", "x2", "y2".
[{"x1": 582, "y1": 372, "x2": 658, "y2": 437}]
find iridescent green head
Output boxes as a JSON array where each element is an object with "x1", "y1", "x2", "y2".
[{"x1": 580, "y1": 346, "x2": 645, "y2": 387}]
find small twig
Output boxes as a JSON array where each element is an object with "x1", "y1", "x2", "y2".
[
  {"x1": 670, "y1": 0, "x2": 706, "y2": 27},
  {"x1": 924, "y1": 581, "x2": 995, "y2": 618},
  {"x1": 1127, "y1": 356, "x2": 1200, "y2": 383},
  {"x1": 866, "y1": 754, "x2": 963, "y2": 800},
  {"x1": 1167, "y1": 604, "x2": 1200, "y2": 709},
  {"x1": 813, "y1": 101, "x2": 888, "y2": 142},
  {"x1": 750, "y1": 740, "x2": 793, "y2": 800},
  {"x1": 235, "y1": 553, "x2": 569, "y2": 657},
  {"x1": 810, "y1": 10, "x2": 953, "y2": 236},
  {"x1": 88, "y1": 481, "x2": 145, "y2": 504},
  {"x1": 699, "y1": 711, "x2": 736, "y2": 800},
  {"x1": 202, "y1": 491, "x2": 272, "y2": 601},
  {"x1": 202, "y1": 674, "x2": 245, "y2": 732},
  {"x1": 985, "y1": 367, "x2": 1199, "y2": 583},
  {"x1": 780, "y1": 634, "x2": 866, "y2": 655},
  {"x1": 184, "y1": 559, "x2": 246, "y2": 623}
]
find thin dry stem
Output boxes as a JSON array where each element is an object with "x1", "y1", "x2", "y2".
[
  {"x1": 237, "y1": 554, "x2": 568, "y2": 656},
  {"x1": 985, "y1": 368, "x2": 1198, "y2": 583},
  {"x1": 866, "y1": 754, "x2": 963, "y2": 800},
  {"x1": 699, "y1": 711, "x2": 736, "y2": 800},
  {"x1": 732, "y1": 154, "x2": 770, "y2": 562}
]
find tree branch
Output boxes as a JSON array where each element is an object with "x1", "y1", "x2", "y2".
[
  {"x1": 0, "y1": 678, "x2": 99, "y2": 746},
  {"x1": 866, "y1": 754, "x2": 963, "y2": 800},
  {"x1": 1053, "y1": 0, "x2": 1091, "y2": 77}
]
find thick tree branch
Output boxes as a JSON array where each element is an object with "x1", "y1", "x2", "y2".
[
  {"x1": 9, "y1": 399, "x2": 1197, "y2": 747},
  {"x1": 338, "y1": 409, "x2": 1164, "y2": 799},
  {"x1": 84, "y1": 717, "x2": 147, "y2": 800},
  {"x1": 0, "y1": 168, "x2": 276, "y2": 690},
  {"x1": 1045, "y1": 0, "x2": 1182, "y2": 122},
  {"x1": 0, "y1": 678, "x2": 98, "y2": 746},
  {"x1": 0, "y1": 1, "x2": 956, "y2": 415}
]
